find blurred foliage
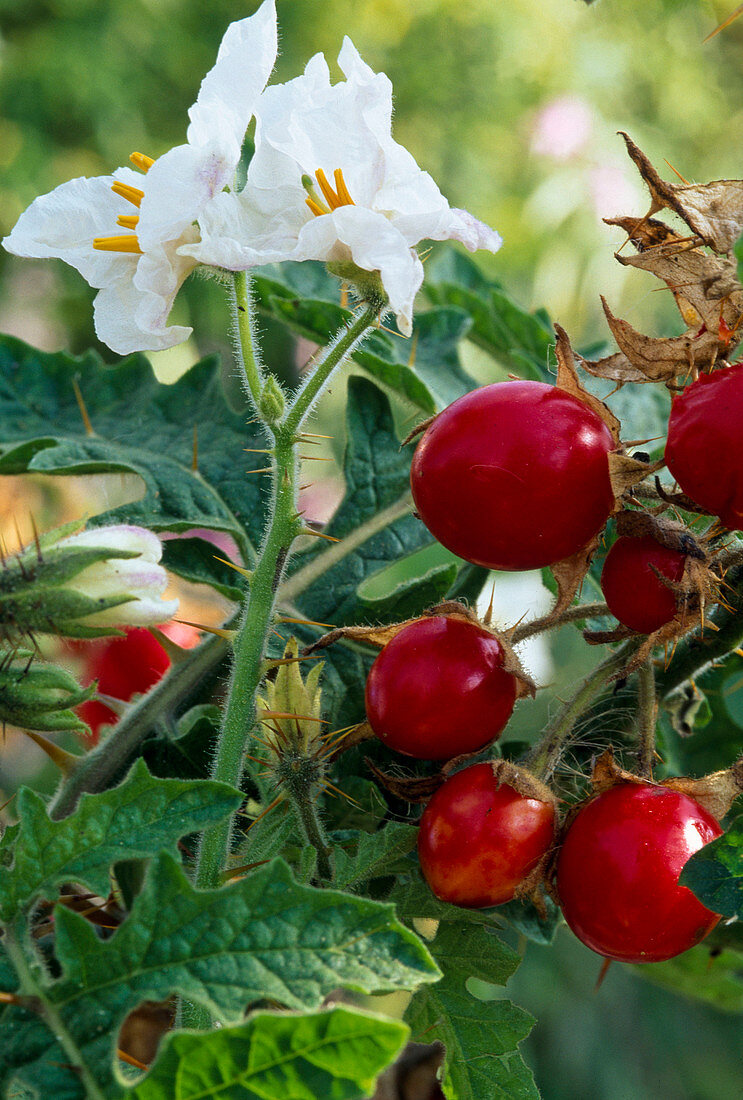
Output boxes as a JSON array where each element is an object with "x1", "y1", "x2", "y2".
[{"x1": 3, "y1": 0, "x2": 743, "y2": 363}]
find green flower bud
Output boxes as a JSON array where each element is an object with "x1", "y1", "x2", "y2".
[
  {"x1": 0, "y1": 649, "x2": 94, "y2": 733},
  {"x1": 258, "y1": 374, "x2": 286, "y2": 425}
]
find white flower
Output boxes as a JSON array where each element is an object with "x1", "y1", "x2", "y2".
[
  {"x1": 2, "y1": 0, "x2": 278, "y2": 355},
  {"x1": 186, "y1": 39, "x2": 502, "y2": 336},
  {"x1": 55, "y1": 525, "x2": 179, "y2": 628}
]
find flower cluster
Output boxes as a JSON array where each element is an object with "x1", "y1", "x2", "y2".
[{"x1": 3, "y1": 0, "x2": 500, "y2": 350}]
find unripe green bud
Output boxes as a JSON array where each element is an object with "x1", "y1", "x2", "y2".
[
  {"x1": 0, "y1": 649, "x2": 94, "y2": 733},
  {"x1": 258, "y1": 374, "x2": 286, "y2": 425}
]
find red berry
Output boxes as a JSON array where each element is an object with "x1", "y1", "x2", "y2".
[
  {"x1": 665, "y1": 363, "x2": 743, "y2": 531},
  {"x1": 557, "y1": 783, "x2": 722, "y2": 963},
  {"x1": 600, "y1": 534, "x2": 686, "y2": 634},
  {"x1": 78, "y1": 627, "x2": 171, "y2": 742},
  {"x1": 365, "y1": 616, "x2": 517, "y2": 760},
  {"x1": 418, "y1": 763, "x2": 556, "y2": 907},
  {"x1": 410, "y1": 381, "x2": 615, "y2": 571}
]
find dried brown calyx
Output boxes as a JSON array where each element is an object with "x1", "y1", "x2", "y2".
[
  {"x1": 584, "y1": 510, "x2": 727, "y2": 677},
  {"x1": 590, "y1": 747, "x2": 743, "y2": 822},
  {"x1": 582, "y1": 133, "x2": 743, "y2": 388}
]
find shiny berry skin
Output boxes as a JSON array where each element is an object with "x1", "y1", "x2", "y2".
[
  {"x1": 78, "y1": 627, "x2": 171, "y2": 742},
  {"x1": 418, "y1": 763, "x2": 556, "y2": 907},
  {"x1": 665, "y1": 363, "x2": 743, "y2": 531},
  {"x1": 600, "y1": 535, "x2": 686, "y2": 634},
  {"x1": 410, "y1": 381, "x2": 615, "y2": 571},
  {"x1": 365, "y1": 616, "x2": 517, "y2": 760},
  {"x1": 557, "y1": 783, "x2": 723, "y2": 963}
]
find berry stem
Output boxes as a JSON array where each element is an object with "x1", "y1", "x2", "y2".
[
  {"x1": 524, "y1": 640, "x2": 640, "y2": 781},
  {"x1": 636, "y1": 658, "x2": 657, "y2": 780},
  {"x1": 511, "y1": 601, "x2": 610, "y2": 644}
]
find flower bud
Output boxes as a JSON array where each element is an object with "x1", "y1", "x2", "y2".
[
  {"x1": 0, "y1": 523, "x2": 179, "y2": 640},
  {"x1": 0, "y1": 648, "x2": 94, "y2": 733},
  {"x1": 258, "y1": 374, "x2": 286, "y2": 425}
]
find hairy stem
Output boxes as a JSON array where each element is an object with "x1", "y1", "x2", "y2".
[
  {"x1": 3, "y1": 921, "x2": 107, "y2": 1100},
  {"x1": 524, "y1": 640, "x2": 640, "y2": 781},
  {"x1": 283, "y1": 306, "x2": 382, "y2": 437},
  {"x1": 636, "y1": 658, "x2": 657, "y2": 779},
  {"x1": 231, "y1": 270, "x2": 264, "y2": 408},
  {"x1": 511, "y1": 601, "x2": 610, "y2": 644},
  {"x1": 289, "y1": 778, "x2": 332, "y2": 881},
  {"x1": 193, "y1": 298, "x2": 382, "y2": 893}
]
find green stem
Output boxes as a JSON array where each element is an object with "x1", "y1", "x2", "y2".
[
  {"x1": 290, "y1": 781, "x2": 332, "y2": 881},
  {"x1": 524, "y1": 641, "x2": 639, "y2": 781},
  {"x1": 636, "y1": 658, "x2": 657, "y2": 780},
  {"x1": 3, "y1": 921, "x2": 107, "y2": 1100},
  {"x1": 49, "y1": 633, "x2": 230, "y2": 820},
  {"x1": 284, "y1": 306, "x2": 381, "y2": 437},
  {"x1": 193, "y1": 300, "x2": 382, "y2": 894},
  {"x1": 231, "y1": 271, "x2": 264, "y2": 408}
]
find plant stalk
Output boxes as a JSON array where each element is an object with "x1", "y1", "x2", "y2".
[
  {"x1": 636, "y1": 658, "x2": 657, "y2": 779},
  {"x1": 523, "y1": 640, "x2": 639, "y2": 781},
  {"x1": 3, "y1": 921, "x2": 107, "y2": 1100}
]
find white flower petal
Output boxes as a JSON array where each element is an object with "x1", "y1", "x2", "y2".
[
  {"x1": 187, "y1": 0, "x2": 278, "y2": 159},
  {"x1": 82, "y1": 596, "x2": 180, "y2": 629},
  {"x1": 295, "y1": 207, "x2": 424, "y2": 336},
  {"x1": 3, "y1": 175, "x2": 137, "y2": 287},
  {"x1": 61, "y1": 525, "x2": 164, "y2": 561}
]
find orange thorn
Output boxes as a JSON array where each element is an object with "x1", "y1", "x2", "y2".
[
  {"x1": 703, "y1": 3, "x2": 743, "y2": 42},
  {"x1": 663, "y1": 159, "x2": 690, "y2": 185},
  {"x1": 595, "y1": 957, "x2": 613, "y2": 991},
  {"x1": 71, "y1": 376, "x2": 95, "y2": 436},
  {"x1": 118, "y1": 1050, "x2": 149, "y2": 1072},
  {"x1": 213, "y1": 555, "x2": 253, "y2": 580},
  {"x1": 21, "y1": 730, "x2": 80, "y2": 774},
  {"x1": 259, "y1": 710, "x2": 326, "y2": 723},
  {"x1": 276, "y1": 615, "x2": 333, "y2": 628},
  {"x1": 302, "y1": 529, "x2": 340, "y2": 542},
  {"x1": 174, "y1": 618, "x2": 237, "y2": 642}
]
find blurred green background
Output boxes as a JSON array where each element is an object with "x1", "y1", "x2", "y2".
[{"x1": 2, "y1": 1, "x2": 743, "y2": 1097}]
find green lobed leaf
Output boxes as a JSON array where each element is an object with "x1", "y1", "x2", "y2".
[
  {"x1": 0, "y1": 334, "x2": 268, "y2": 585},
  {"x1": 0, "y1": 853, "x2": 438, "y2": 1097},
  {"x1": 333, "y1": 824, "x2": 420, "y2": 890},
  {"x1": 0, "y1": 759, "x2": 242, "y2": 919},
  {"x1": 406, "y1": 923, "x2": 538, "y2": 1100},
  {"x1": 129, "y1": 1006, "x2": 409, "y2": 1100},
  {"x1": 680, "y1": 811, "x2": 743, "y2": 919}
]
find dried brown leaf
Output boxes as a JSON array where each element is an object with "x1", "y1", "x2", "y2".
[
  {"x1": 553, "y1": 324, "x2": 621, "y2": 443},
  {"x1": 601, "y1": 296, "x2": 721, "y2": 381}
]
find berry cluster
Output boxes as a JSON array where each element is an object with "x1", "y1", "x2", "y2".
[{"x1": 360, "y1": 354, "x2": 743, "y2": 963}]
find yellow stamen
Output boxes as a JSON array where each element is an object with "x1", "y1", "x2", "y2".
[
  {"x1": 116, "y1": 214, "x2": 139, "y2": 230},
  {"x1": 129, "y1": 151, "x2": 155, "y2": 173},
  {"x1": 93, "y1": 235, "x2": 142, "y2": 254},
  {"x1": 303, "y1": 168, "x2": 355, "y2": 218},
  {"x1": 333, "y1": 168, "x2": 355, "y2": 207},
  {"x1": 305, "y1": 196, "x2": 328, "y2": 218},
  {"x1": 111, "y1": 181, "x2": 144, "y2": 208},
  {"x1": 315, "y1": 168, "x2": 340, "y2": 210}
]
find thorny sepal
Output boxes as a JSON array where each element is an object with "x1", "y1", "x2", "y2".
[
  {"x1": 490, "y1": 760, "x2": 559, "y2": 914},
  {"x1": 584, "y1": 511, "x2": 726, "y2": 677},
  {"x1": 254, "y1": 638, "x2": 334, "y2": 876},
  {"x1": 590, "y1": 748, "x2": 743, "y2": 822}
]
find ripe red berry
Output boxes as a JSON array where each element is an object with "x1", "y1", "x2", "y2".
[
  {"x1": 600, "y1": 534, "x2": 686, "y2": 634},
  {"x1": 557, "y1": 782, "x2": 723, "y2": 963},
  {"x1": 410, "y1": 381, "x2": 615, "y2": 571},
  {"x1": 665, "y1": 363, "x2": 743, "y2": 531},
  {"x1": 78, "y1": 627, "x2": 171, "y2": 742},
  {"x1": 365, "y1": 616, "x2": 517, "y2": 760},
  {"x1": 418, "y1": 762, "x2": 556, "y2": 907}
]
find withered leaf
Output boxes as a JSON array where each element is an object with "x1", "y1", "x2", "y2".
[
  {"x1": 601, "y1": 297, "x2": 722, "y2": 381},
  {"x1": 553, "y1": 324, "x2": 621, "y2": 443}
]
